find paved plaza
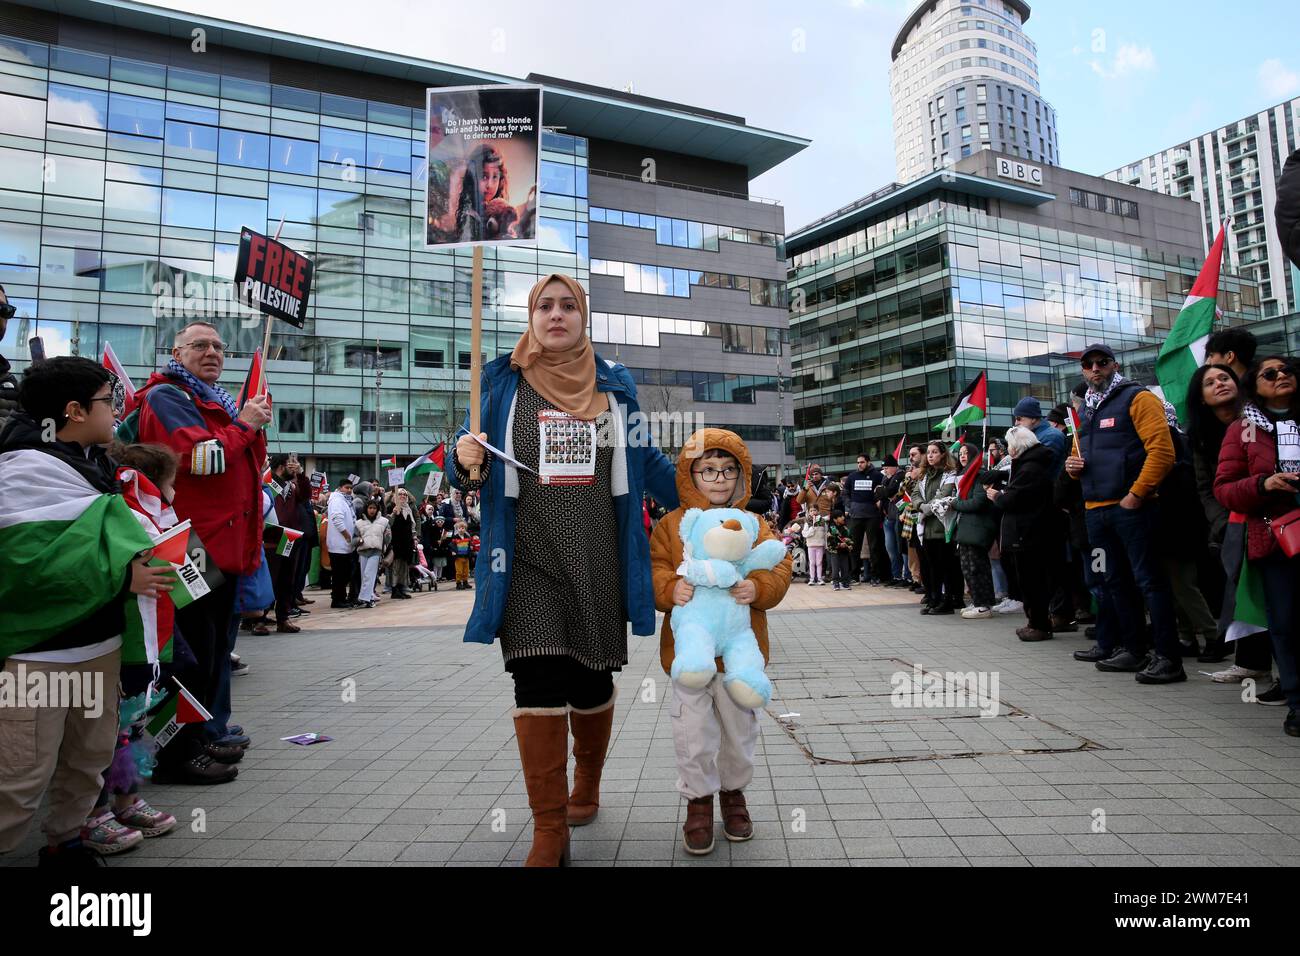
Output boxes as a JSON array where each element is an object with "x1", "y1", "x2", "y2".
[{"x1": 7, "y1": 584, "x2": 1300, "y2": 867}]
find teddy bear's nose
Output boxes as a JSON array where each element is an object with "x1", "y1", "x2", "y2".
[{"x1": 722, "y1": 519, "x2": 742, "y2": 531}]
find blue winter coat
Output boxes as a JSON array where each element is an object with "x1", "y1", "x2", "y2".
[{"x1": 448, "y1": 354, "x2": 680, "y2": 645}]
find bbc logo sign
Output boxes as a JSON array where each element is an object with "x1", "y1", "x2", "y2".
[{"x1": 995, "y1": 158, "x2": 1044, "y2": 186}]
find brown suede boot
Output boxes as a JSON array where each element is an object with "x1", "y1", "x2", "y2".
[
  {"x1": 567, "y1": 688, "x2": 616, "y2": 826},
  {"x1": 682, "y1": 795, "x2": 715, "y2": 856},
  {"x1": 514, "y1": 708, "x2": 571, "y2": 867},
  {"x1": 719, "y1": 789, "x2": 753, "y2": 842}
]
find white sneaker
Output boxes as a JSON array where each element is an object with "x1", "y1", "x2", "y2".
[
  {"x1": 961, "y1": 606, "x2": 993, "y2": 620},
  {"x1": 1210, "y1": 664, "x2": 1271, "y2": 683},
  {"x1": 993, "y1": 599, "x2": 1023, "y2": 614}
]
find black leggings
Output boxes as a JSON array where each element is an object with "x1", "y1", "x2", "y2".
[{"x1": 508, "y1": 655, "x2": 615, "y2": 710}]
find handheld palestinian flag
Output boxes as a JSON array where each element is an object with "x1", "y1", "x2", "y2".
[
  {"x1": 893, "y1": 434, "x2": 906, "y2": 463},
  {"x1": 119, "y1": 467, "x2": 179, "y2": 665},
  {"x1": 380, "y1": 455, "x2": 398, "y2": 470},
  {"x1": 101, "y1": 341, "x2": 137, "y2": 421},
  {"x1": 1224, "y1": 514, "x2": 1269, "y2": 643},
  {"x1": 236, "y1": 347, "x2": 272, "y2": 409},
  {"x1": 948, "y1": 430, "x2": 968, "y2": 457},
  {"x1": 956, "y1": 451, "x2": 984, "y2": 500},
  {"x1": 934, "y1": 371, "x2": 987, "y2": 434},
  {"x1": 143, "y1": 678, "x2": 212, "y2": 752},
  {"x1": 1066, "y1": 406, "x2": 1083, "y2": 458},
  {"x1": 276, "y1": 527, "x2": 304, "y2": 557},
  {"x1": 1156, "y1": 223, "x2": 1226, "y2": 425},
  {"x1": 0, "y1": 449, "x2": 154, "y2": 660},
  {"x1": 403, "y1": 443, "x2": 446, "y2": 487},
  {"x1": 147, "y1": 520, "x2": 210, "y2": 610}
]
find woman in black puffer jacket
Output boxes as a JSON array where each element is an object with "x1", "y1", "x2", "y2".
[{"x1": 988, "y1": 426, "x2": 1055, "y2": 642}]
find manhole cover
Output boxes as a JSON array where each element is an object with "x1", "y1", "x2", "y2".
[{"x1": 766, "y1": 657, "x2": 1104, "y2": 765}]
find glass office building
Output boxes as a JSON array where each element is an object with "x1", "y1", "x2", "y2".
[
  {"x1": 0, "y1": 0, "x2": 806, "y2": 477},
  {"x1": 786, "y1": 151, "x2": 1261, "y2": 473}
]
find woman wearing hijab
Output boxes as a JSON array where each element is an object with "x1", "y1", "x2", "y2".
[{"x1": 452, "y1": 273, "x2": 680, "y2": 866}]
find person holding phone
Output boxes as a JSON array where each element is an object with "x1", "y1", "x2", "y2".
[{"x1": 1215, "y1": 355, "x2": 1300, "y2": 736}]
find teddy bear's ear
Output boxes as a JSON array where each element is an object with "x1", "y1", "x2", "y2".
[{"x1": 679, "y1": 508, "x2": 703, "y2": 546}]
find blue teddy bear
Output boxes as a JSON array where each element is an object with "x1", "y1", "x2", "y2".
[{"x1": 670, "y1": 507, "x2": 788, "y2": 708}]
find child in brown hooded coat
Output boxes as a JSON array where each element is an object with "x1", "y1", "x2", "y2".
[{"x1": 650, "y1": 428, "x2": 791, "y2": 856}]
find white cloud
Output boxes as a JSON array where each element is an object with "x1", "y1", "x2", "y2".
[
  {"x1": 1259, "y1": 59, "x2": 1300, "y2": 99},
  {"x1": 1090, "y1": 43, "x2": 1156, "y2": 80}
]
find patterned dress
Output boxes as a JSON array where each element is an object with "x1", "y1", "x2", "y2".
[{"x1": 495, "y1": 378, "x2": 626, "y2": 671}]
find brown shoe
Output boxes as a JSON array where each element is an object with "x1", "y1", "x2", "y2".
[
  {"x1": 567, "y1": 689, "x2": 616, "y2": 826},
  {"x1": 719, "y1": 789, "x2": 753, "y2": 842},
  {"x1": 1017, "y1": 626, "x2": 1053, "y2": 642},
  {"x1": 1049, "y1": 616, "x2": 1078, "y2": 633},
  {"x1": 514, "y1": 708, "x2": 570, "y2": 867},
  {"x1": 682, "y1": 796, "x2": 715, "y2": 855},
  {"x1": 275, "y1": 622, "x2": 301, "y2": 633},
  {"x1": 295, "y1": 597, "x2": 315, "y2": 606}
]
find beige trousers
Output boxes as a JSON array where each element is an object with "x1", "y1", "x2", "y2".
[
  {"x1": 670, "y1": 676, "x2": 758, "y2": 800},
  {"x1": 0, "y1": 650, "x2": 121, "y2": 851}
]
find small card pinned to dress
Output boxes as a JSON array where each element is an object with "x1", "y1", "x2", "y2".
[{"x1": 281, "y1": 732, "x2": 332, "y2": 746}]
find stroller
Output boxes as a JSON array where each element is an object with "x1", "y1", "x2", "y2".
[{"x1": 782, "y1": 521, "x2": 809, "y2": 582}]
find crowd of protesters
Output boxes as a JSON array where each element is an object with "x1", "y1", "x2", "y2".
[{"x1": 760, "y1": 327, "x2": 1300, "y2": 739}]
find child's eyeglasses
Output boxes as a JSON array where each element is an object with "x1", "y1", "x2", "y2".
[{"x1": 692, "y1": 466, "x2": 739, "y2": 482}]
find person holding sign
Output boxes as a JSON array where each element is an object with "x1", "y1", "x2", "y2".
[
  {"x1": 452, "y1": 273, "x2": 679, "y2": 867},
  {"x1": 122, "y1": 320, "x2": 269, "y2": 783}
]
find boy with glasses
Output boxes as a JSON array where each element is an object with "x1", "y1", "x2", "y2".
[
  {"x1": 650, "y1": 429, "x2": 791, "y2": 855},
  {"x1": 0, "y1": 357, "x2": 174, "y2": 866}
]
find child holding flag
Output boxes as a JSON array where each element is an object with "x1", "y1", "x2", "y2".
[
  {"x1": 79, "y1": 443, "x2": 189, "y2": 853},
  {"x1": 0, "y1": 358, "x2": 174, "y2": 867}
]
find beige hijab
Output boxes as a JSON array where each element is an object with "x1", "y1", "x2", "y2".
[{"x1": 510, "y1": 273, "x2": 607, "y2": 420}]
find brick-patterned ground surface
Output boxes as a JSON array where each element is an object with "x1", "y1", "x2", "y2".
[{"x1": 6, "y1": 581, "x2": 1299, "y2": 867}]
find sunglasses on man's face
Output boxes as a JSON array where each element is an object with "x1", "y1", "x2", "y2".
[
  {"x1": 1081, "y1": 357, "x2": 1112, "y2": 371},
  {"x1": 0, "y1": 301, "x2": 16, "y2": 320},
  {"x1": 1258, "y1": 366, "x2": 1296, "y2": 383}
]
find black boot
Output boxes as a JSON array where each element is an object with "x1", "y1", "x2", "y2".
[{"x1": 1135, "y1": 653, "x2": 1188, "y2": 684}]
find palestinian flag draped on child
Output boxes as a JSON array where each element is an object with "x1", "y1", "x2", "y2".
[{"x1": 0, "y1": 446, "x2": 154, "y2": 660}]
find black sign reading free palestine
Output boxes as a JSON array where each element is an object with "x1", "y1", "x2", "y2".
[{"x1": 235, "y1": 227, "x2": 313, "y2": 328}]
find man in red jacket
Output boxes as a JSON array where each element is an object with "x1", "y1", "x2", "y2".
[{"x1": 129, "y1": 321, "x2": 270, "y2": 784}]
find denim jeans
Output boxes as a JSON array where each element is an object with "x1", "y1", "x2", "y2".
[
  {"x1": 884, "y1": 516, "x2": 906, "y2": 581},
  {"x1": 1084, "y1": 503, "x2": 1178, "y2": 658},
  {"x1": 990, "y1": 556, "x2": 1008, "y2": 598},
  {"x1": 1256, "y1": 554, "x2": 1300, "y2": 710}
]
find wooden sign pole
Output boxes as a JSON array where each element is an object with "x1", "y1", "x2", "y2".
[
  {"x1": 469, "y1": 245, "x2": 484, "y2": 482},
  {"x1": 255, "y1": 217, "x2": 287, "y2": 398}
]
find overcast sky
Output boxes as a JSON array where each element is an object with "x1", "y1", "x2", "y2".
[{"x1": 143, "y1": 0, "x2": 1300, "y2": 231}]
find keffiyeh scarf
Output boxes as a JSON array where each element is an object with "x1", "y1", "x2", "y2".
[
  {"x1": 1084, "y1": 371, "x2": 1127, "y2": 415},
  {"x1": 166, "y1": 358, "x2": 239, "y2": 422}
]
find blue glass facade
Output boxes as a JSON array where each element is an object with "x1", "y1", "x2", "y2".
[{"x1": 0, "y1": 33, "x2": 589, "y2": 475}]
